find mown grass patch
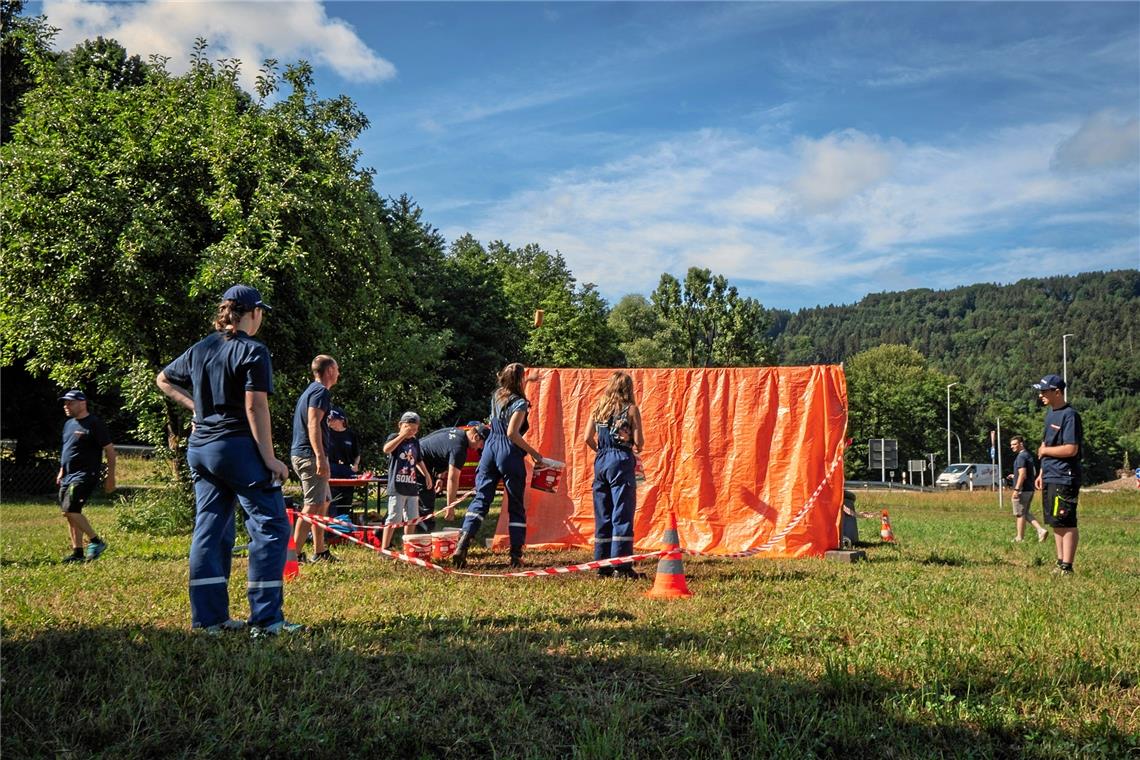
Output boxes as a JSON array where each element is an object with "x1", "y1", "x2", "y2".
[{"x1": 2, "y1": 489, "x2": 1138, "y2": 758}]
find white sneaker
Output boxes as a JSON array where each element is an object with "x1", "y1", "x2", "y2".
[
  {"x1": 1037, "y1": 527, "x2": 1048, "y2": 542},
  {"x1": 1010, "y1": 536, "x2": 1023, "y2": 543}
]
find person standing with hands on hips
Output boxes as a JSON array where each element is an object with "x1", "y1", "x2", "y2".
[
  {"x1": 452, "y1": 363, "x2": 546, "y2": 569},
  {"x1": 56, "y1": 390, "x2": 116, "y2": 563},
  {"x1": 584, "y1": 372, "x2": 645, "y2": 579},
  {"x1": 1032, "y1": 374, "x2": 1083, "y2": 576},
  {"x1": 156, "y1": 285, "x2": 300, "y2": 636},
  {"x1": 290, "y1": 355, "x2": 340, "y2": 564}
]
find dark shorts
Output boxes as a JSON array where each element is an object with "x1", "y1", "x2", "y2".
[
  {"x1": 416, "y1": 484, "x2": 437, "y2": 534},
  {"x1": 59, "y1": 478, "x2": 98, "y2": 514},
  {"x1": 1042, "y1": 482, "x2": 1079, "y2": 528}
]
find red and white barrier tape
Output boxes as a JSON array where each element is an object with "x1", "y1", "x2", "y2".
[
  {"x1": 681, "y1": 441, "x2": 846, "y2": 558},
  {"x1": 299, "y1": 512, "x2": 667, "y2": 578},
  {"x1": 311, "y1": 490, "x2": 474, "y2": 532}
]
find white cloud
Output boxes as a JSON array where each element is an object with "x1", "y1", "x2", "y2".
[
  {"x1": 790, "y1": 130, "x2": 895, "y2": 213},
  {"x1": 42, "y1": 0, "x2": 395, "y2": 88},
  {"x1": 454, "y1": 120, "x2": 1138, "y2": 303},
  {"x1": 1052, "y1": 109, "x2": 1140, "y2": 172}
]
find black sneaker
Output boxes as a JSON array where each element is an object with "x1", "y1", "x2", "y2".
[
  {"x1": 615, "y1": 569, "x2": 647, "y2": 580},
  {"x1": 62, "y1": 551, "x2": 85, "y2": 564},
  {"x1": 297, "y1": 552, "x2": 309, "y2": 565},
  {"x1": 311, "y1": 550, "x2": 339, "y2": 564}
]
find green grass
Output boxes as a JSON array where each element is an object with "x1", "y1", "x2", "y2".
[{"x1": 3, "y1": 489, "x2": 1138, "y2": 758}]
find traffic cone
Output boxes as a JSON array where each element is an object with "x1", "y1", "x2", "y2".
[
  {"x1": 880, "y1": 510, "x2": 895, "y2": 543},
  {"x1": 284, "y1": 508, "x2": 300, "y2": 581},
  {"x1": 646, "y1": 510, "x2": 693, "y2": 599}
]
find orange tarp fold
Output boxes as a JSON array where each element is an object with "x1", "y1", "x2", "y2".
[{"x1": 489, "y1": 366, "x2": 848, "y2": 558}]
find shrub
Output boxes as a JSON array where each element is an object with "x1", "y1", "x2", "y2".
[{"x1": 117, "y1": 485, "x2": 195, "y2": 536}]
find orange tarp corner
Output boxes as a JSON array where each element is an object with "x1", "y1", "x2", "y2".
[{"x1": 490, "y1": 366, "x2": 848, "y2": 558}]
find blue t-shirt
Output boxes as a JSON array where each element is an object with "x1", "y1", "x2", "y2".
[
  {"x1": 1040, "y1": 405, "x2": 1082, "y2": 486},
  {"x1": 290, "y1": 381, "x2": 331, "y2": 458},
  {"x1": 492, "y1": 395, "x2": 529, "y2": 436},
  {"x1": 385, "y1": 434, "x2": 423, "y2": 496},
  {"x1": 60, "y1": 414, "x2": 112, "y2": 484},
  {"x1": 1012, "y1": 449, "x2": 1036, "y2": 489},
  {"x1": 162, "y1": 331, "x2": 274, "y2": 446},
  {"x1": 418, "y1": 427, "x2": 472, "y2": 475}
]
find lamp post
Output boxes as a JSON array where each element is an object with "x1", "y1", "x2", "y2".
[
  {"x1": 950, "y1": 431, "x2": 962, "y2": 463},
  {"x1": 1062, "y1": 333, "x2": 1074, "y2": 401},
  {"x1": 946, "y1": 382, "x2": 958, "y2": 468}
]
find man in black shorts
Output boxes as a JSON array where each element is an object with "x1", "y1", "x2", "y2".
[
  {"x1": 1032, "y1": 374, "x2": 1083, "y2": 575},
  {"x1": 415, "y1": 423, "x2": 488, "y2": 533},
  {"x1": 56, "y1": 390, "x2": 116, "y2": 563}
]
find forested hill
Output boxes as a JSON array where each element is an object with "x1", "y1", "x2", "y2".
[{"x1": 769, "y1": 270, "x2": 1140, "y2": 406}]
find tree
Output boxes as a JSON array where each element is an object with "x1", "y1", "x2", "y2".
[
  {"x1": 1, "y1": 40, "x2": 446, "y2": 466},
  {"x1": 607, "y1": 294, "x2": 672, "y2": 367},
  {"x1": 845, "y1": 345, "x2": 973, "y2": 480},
  {"x1": 1, "y1": 0, "x2": 55, "y2": 144},
  {"x1": 650, "y1": 267, "x2": 773, "y2": 367}
]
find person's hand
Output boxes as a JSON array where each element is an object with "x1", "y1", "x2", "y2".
[
  {"x1": 316, "y1": 455, "x2": 330, "y2": 478},
  {"x1": 1034, "y1": 474, "x2": 1043, "y2": 491},
  {"x1": 1037, "y1": 443, "x2": 1045, "y2": 458},
  {"x1": 104, "y1": 476, "x2": 116, "y2": 493},
  {"x1": 444, "y1": 506, "x2": 455, "y2": 520},
  {"x1": 268, "y1": 457, "x2": 289, "y2": 483},
  {"x1": 56, "y1": 469, "x2": 63, "y2": 487},
  {"x1": 434, "y1": 479, "x2": 444, "y2": 494},
  {"x1": 532, "y1": 453, "x2": 545, "y2": 468},
  {"x1": 425, "y1": 476, "x2": 434, "y2": 491}
]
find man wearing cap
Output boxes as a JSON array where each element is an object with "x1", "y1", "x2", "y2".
[
  {"x1": 1032, "y1": 374, "x2": 1083, "y2": 575},
  {"x1": 414, "y1": 422, "x2": 488, "y2": 533},
  {"x1": 327, "y1": 408, "x2": 361, "y2": 516},
  {"x1": 56, "y1": 390, "x2": 116, "y2": 563},
  {"x1": 380, "y1": 412, "x2": 433, "y2": 550},
  {"x1": 290, "y1": 355, "x2": 340, "y2": 563}
]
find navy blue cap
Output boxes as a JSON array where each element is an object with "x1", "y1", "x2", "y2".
[
  {"x1": 59, "y1": 389, "x2": 86, "y2": 401},
  {"x1": 222, "y1": 284, "x2": 272, "y2": 311},
  {"x1": 467, "y1": 421, "x2": 490, "y2": 439},
  {"x1": 329, "y1": 409, "x2": 347, "y2": 422},
  {"x1": 1033, "y1": 374, "x2": 1066, "y2": 391}
]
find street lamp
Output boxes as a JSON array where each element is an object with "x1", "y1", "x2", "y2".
[
  {"x1": 1062, "y1": 334, "x2": 1074, "y2": 401},
  {"x1": 946, "y1": 382, "x2": 958, "y2": 467},
  {"x1": 950, "y1": 431, "x2": 963, "y2": 463}
]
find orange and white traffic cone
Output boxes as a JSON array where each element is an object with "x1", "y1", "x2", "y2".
[
  {"x1": 284, "y1": 508, "x2": 300, "y2": 581},
  {"x1": 646, "y1": 510, "x2": 693, "y2": 599},
  {"x1": 880, "y1": 510, "x2": 895, "y2": 543}
]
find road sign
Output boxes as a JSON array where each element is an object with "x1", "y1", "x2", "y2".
[{"x1": 868, "y1": 439, "x2": 898, "y2": 470}]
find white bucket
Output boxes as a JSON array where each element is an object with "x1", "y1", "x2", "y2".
[
  {"x1": 402, "y1": 533, "x2": 433, "y2": 560},
  {"x1": 431, "y1": 529, "x2": 461, "y2": 560}
]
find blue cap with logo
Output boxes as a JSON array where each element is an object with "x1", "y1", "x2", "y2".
[
  {"x1": 1032, "y1": 374, "x2": 1066, "y2": 391},
  {"x1": 467, "y1": 421, "x2": 490, "y2": 440},
  {"x1": 222, "y1": 284, "x2": 272, "y2": 311},
  {"x1": 329, "y1": 408, "x2": 347, "y2": 422},
  {"x1": 58, "y1": 389, "x2": 86, "y2": 401}
]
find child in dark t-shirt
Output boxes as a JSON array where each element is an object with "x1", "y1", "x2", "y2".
[{"x1": 380, "y1": 411, "x2": 433, "y2": 551}]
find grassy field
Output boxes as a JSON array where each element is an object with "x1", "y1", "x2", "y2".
[{"x1": 2, "y1": 488, "x2": 1138, "y2": 758}]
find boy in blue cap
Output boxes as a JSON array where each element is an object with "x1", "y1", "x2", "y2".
[{"x1": 1032, "y1": 374, "x2": 1083, "y2": 575}]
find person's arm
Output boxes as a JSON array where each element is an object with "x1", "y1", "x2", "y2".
[
  {"x1": 507, "y1": 410, "x2": 543, "y2": 465},
  {"x1": 102, "y1": 443, "x2": 117, "y2": 493},
  {"x1": 383, "y1": 426, "x2": 410, "y2": 455},
  {"x1": 56, "y1": 467, "x2": 64, "y2": 487},
  {"x1": 352, "y1": 438, "x2": 361, "y2": 473},
  {"x1": 584, "y1": 418, "x2": 598, "y2": 452},
  {"x1": 416, "y1": 460, "x2": 433, "y2": 490},
  {"x1": 629, "y1": 404, "x2": 644, "y2": 454},
  {"x1": 245, "y1": 390, "x2": 288, "y2": 481},
  {"x1": 446, "y1": 465, "x2": 461, "y2": 505},
  {"x1": 156, "y1": 371, "x2": 195, "y2": 413},
  {"x1": 307, "y1": 407, "x2": 328, "y2": 477}
]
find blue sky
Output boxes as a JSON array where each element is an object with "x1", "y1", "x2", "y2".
[{"x1": 37, "y1": 1, "x2": 1140, "y2": 310}]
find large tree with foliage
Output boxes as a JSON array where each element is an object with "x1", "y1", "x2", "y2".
[
  {"x1": 1, "y1": 38, "x2": 445, "y2": 465},
  {"x1": 649, "y1": 267, "x2": 773, "y2": 367}
]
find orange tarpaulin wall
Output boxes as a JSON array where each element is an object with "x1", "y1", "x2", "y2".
[{"x1": 490, "y1": 366, "x2": 848, "y2": 558}]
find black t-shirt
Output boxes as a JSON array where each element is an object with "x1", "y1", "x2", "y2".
[
  {"x1": 328, "y1": 428, "x2": 360, "y2": 478},
  {"x1": 161, "y1": 331, "x2": 274, "y2": 446},
  {"x1": 385, "y1": 434, "x2": 423, "y2": 496},
  {"x1": 418, "y1": 427, "x2": 472, "y2": 476},
  {"x1": 1012, "y1": 449, "x2": 1036, "y2": 489},
  {"x1": 60, "y1": 414, "x2": 112, "y2": 484}
]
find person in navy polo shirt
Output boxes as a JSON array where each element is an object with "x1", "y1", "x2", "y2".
[
  {"x1": 414, "y1": 422, "x2": 487, "y2": 533},
  {"x1": 157, "y1": 285, "x2": 300, "y2": 636},
  {"x1": 55, "y1": 390, "x2": 116, "y2": 563},
  {"x1": 290, "y1": 355, "x2": 340, "y2": 563},
  {"x1": 1008, "y1": 435, "x2": 1047, "y2": 543},
  {"x1": 1032, "y1": 374, "x2": 1083, "y2": 575}
]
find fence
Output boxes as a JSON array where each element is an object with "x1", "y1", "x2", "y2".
[{"x1": 1, "y1": 444, "x2": 162, "y2": 497}]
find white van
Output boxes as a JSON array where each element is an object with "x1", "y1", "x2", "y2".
[{"x1": 936, "y1": 463, "x2": 1000, "y2": 490}]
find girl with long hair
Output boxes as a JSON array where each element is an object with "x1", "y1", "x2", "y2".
[{"x1": 584, "y1": 371, "x2": 644, "y2": 579}]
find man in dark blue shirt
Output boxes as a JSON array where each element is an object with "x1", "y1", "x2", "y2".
[
  {"x1": 55, "y1": 390, "x2": 116, "y2": 563},
  {"x1": 290, "y1": 355, "x2": 339, "y2": 563},
  {"x1": 1032, "y1": 374, "x2": 1083, "y2": 575},
  {"x1": 1008, "y1": 435, "x2": 1047, "y2": 543},
  {"x1": 414, "y1": 423, "x2": 487, "y2": 532}
]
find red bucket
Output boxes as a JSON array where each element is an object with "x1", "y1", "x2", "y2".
[
  {"x1": 402, "y1": 533, "x2": 433, "y2": 560},
  {"x1": 431, "y1": 529, "x2": 460, "y2": 560},
  {"x1": 530, "y1": 459, "x2": 565, "y2": 493}
]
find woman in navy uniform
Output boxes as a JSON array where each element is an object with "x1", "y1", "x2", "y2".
[
  {"x1": 452, "y1": 363, "x2": 546, "y2": 569},
  {"x1": 584, "y1": 371, "x2": 644, "y2": 579},
  {"x1": 156, "y1": 285, "x2": 300, "y2": 636}
]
